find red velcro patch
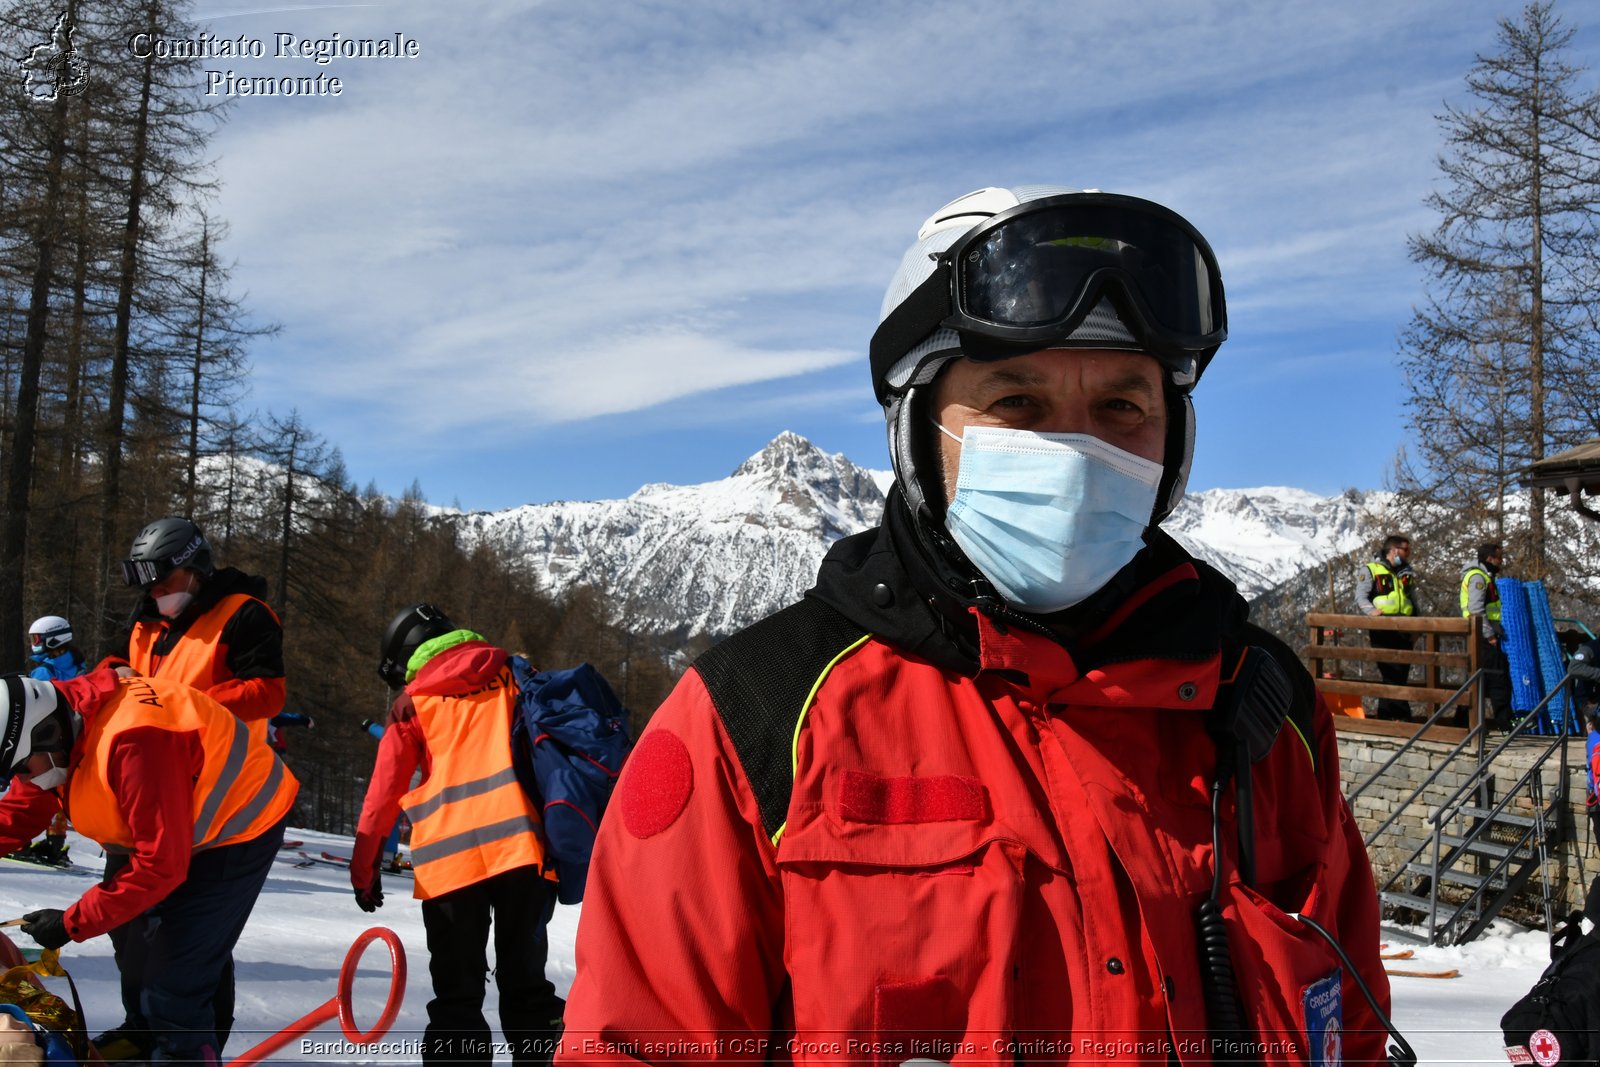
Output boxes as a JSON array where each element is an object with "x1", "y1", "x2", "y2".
[
  {"x1": 837, "y1": 770, "x2": 985, "y2": 824},
  {"x1": 620, "y1": 729, "x2": 693, "y2": 839},
  {"x1": 873, "y1": 975, "x2": 965, "y2": 1067}
]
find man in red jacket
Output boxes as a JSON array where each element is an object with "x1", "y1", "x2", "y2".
[
  {"x1": 0, "y1": 670, "x2": 296, "y2": 1063},
  {"x1": 560, "y1": 187, "x2": 1393, "y2": 1064},
  {"x1": 352, "y1": 604, "x2": 563, "y2": 1066}
]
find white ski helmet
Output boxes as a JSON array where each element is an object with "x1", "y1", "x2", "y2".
[
  {"x1": 870, "y1": 185, "x2": 1226, "y2": 525},
  {"x1": 0, "y1": 675, "x2": 73, "y2": 780},
  {"x1": 27, "y1": 616, "x2": 73, "y2": 653}
]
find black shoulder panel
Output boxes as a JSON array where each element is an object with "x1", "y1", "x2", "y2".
[
  {"x1": 1242, "y1": 621, "x2": 1319, "y2": 765},
  {"x1": 694, "y1": 597, "x2": 869, "y2": 842}
]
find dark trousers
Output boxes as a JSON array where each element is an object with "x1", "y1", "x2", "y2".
[
  {"x1": 104, "y1": 819, "x2": 286, "y2": 1061},
  {"x1": 1483, "y1": 640, "x2": 1514, "y2": 727},
  {"x1": 420, "y1": 865, "x2": 563, "y2": 1067},
  {"x1": 1370, "y1": 628, "x2": 1415, "y2": 721}
]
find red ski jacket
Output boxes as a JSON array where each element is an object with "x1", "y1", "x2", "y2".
[
  {"x1": 560, "y1": 499, "x2": 1389, "y2": 1065},
  {"x1": 0, "y1": 670, "x2": 297, "y2": 941}
]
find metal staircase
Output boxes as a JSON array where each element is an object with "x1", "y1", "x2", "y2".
[{"x1": 1350, "y1": 669, "x2": 1578, "y2": 946}]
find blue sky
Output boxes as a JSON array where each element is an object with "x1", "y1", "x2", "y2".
[{"x1": 173, "y1": 0, "x2": 1598, "y2": 512}]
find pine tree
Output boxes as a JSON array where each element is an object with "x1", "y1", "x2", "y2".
[{"x1": 1399, "y1": 1, "x2": 1600, "y2": 576}]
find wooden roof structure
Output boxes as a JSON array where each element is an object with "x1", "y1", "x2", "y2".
[{"x1": 1521, "y1": 439, "x2": 1600, "y2": 521}]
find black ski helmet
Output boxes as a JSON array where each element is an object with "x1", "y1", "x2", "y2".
[
  {"x1": 377, "y1": 603, "x2": 456, "y2": 689},
  {"x1": 121, "y1": 517, "x2": 214, "y2": 587}
]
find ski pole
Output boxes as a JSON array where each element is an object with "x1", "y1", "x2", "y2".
[{"x1": 226, "y1": 926, "x2": 407, "y2": 1067}]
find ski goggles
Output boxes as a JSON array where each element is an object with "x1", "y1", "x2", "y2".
[
  {"x1": 870, "y1": 193, "x2": 1227, "y2": 402},
  {"x1": 119, "y1": 558, "x2": 171, "y2": 587}
]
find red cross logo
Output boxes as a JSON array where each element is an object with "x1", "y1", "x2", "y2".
[{"x1": 1531, "y1": 1028, "x2": 1562, "y2": 1066}]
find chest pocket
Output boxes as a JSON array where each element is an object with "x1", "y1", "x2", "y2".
[{"x1": 775, "y1": 772, "x2": 1061, "y2": 1065}]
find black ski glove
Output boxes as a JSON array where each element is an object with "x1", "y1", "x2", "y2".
[
  {"x1": 21, "y1": 908, "x2": 70, "y2": 949},
  {"x1": 354, "y1": 872, "x2": 384, "y2": 913}
]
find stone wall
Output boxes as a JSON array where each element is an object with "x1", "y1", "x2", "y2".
[{"x1": 1337, "y1": 728, "x2": 1594, "y2": 922}]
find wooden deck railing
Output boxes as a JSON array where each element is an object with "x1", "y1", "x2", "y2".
[{"x1": 1305, "y1": 613, "x2": 1487, "y2": 739}]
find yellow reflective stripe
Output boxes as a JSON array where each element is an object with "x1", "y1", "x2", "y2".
[
  {"x1": 202, "y1": 754, "x2": 287, "y2": 850},
  {"x1": 192, "y1": 717, "x2": 251, "y2": 847},
  {"x1": 770, "y1": 632, "x2": 873, "y2": 848},
  {"x1": 409, "y1": 814, "x2": 541, "y2": 868},
  {"x1": 1285, "y1": 716, "x2": 1315, "y2": 773},
  {"x1": 403, "y1": 767, "x2": 521, "y2": 825}
]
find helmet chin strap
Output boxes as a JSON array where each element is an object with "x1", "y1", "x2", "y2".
[{"x1": 1155, "y1": 390, "x2": 1195, "y2": 524}]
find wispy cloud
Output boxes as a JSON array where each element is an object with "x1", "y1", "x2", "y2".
[{"x1": 171, "y1": 0, "x2": 1588, "y2": 506}]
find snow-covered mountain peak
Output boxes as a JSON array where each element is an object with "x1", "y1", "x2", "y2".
[
  {"x1": 460, "y1": 434, "x2": 1379, "y2": 639},
  {"x1": 1163, "y1": 486, "x2": 1376, "y2": 596}
]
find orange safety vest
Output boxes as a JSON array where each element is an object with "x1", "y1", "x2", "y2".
[
  {"x1": 400, "y1": 664, "x2": 549, "y2": 899},
  {"x1": 128, "y1": 593, "x2": 279, "y2": 747},
  {"x1": 66, "y1": 675, "x2": 298, "y2": 854}
]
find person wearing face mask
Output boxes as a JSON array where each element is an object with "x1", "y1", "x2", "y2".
[
  {"x1": 558, "y1": 188, "x2": 1394, "y2": 1064},
  {"x1": 110, "y1": 517, "x2": 285, "y2": 744},
  {"x1": 25, "y1": 615, "x2": 85, "y2": 682},
  {"x1": 0, "y1": 670, "x2": 296, "y2": 1064},
  {"x1": 1355, "y1": 534, "x2": 1418, "y2": 721},
  {"x1": 95, "y1": 516, "x2": 285, "y2": 1062},
  {"x1": 1461, "y1": 542, "x2": 1514, "y2": 729}
]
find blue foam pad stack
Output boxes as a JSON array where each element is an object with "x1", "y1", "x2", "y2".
[
  {"x1": 1527, "y1": 580, "x2": 1575, "y2": 733},
  {"x1": 1497, "y1": 577, "x2": 1545, "y2": 725}
]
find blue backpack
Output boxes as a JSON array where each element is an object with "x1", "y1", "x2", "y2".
[{"x1": 508, "y1": 657, "x2": 633, "y2": 904}]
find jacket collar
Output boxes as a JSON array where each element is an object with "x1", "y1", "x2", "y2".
[{"x1": 809, "y1": 484, "x2": 1248, "y2": 696}]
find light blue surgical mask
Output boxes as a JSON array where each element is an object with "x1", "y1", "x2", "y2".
[{"x1": 935, "y1": 423, "x2": 1162, "y2": 613}]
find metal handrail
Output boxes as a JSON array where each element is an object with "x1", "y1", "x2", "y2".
[
  {"x1": 1356, "y1": 670, "x2": 1487, "y2": 845},
  {"x1": 1350, "y1": 671, "x2": 1484, "y2": 806},
  {"x1": 1554, "y1": 617, "x2": 1597, "y2": 641},
  {"x1": 1370, "y1": 675, "x2": 1561, "y2": 888},
  {"x1": 1428, "y1": 673, "x2": 1578, "y2": 821},
  {"x1": 1420, "y1": 743, "x2": 1564, "y2": 944},
  {"x1": 1376, "y1": 672, "x2": 1579, "y2": 942}
]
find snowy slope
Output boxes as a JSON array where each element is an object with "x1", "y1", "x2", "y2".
[
  {"x1": 461, "y1": 433, "x2": 1376, "y2": 638},
  {"x1": 0, "y1": 825, "x2": 1555, "y2": 1064}
]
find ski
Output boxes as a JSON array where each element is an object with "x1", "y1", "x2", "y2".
[
  {"x1": 279, "y1": 840, "x2": 304, "y2": 850},
  {"x1": 1379, "y1": 949, "x2": 1414, "y2": 960},
  {"x1": 322, "y1": 851, "x2": 415, "y2": 878},
  {"x1": 1, "y1": 855, "x2": 89, "y2": 876},
  {"x1": 1384, "y1": 967, "x2": 1459, "y2": 979},
  {"x1": 295, "y1": 851, "x2": 345, "y2": 867}
]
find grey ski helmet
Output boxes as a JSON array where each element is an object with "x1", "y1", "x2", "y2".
[
  {"x1": 872, "y1": 185, "x2": 1224, "y2": 525},
  {"x1": 378, "y1": 603, "x2": 456, "y2": 689},
  {"x1": 0, "y1": 675, "x2": 74, "y2": 781},
  {"x1": 121, "y1": 517, "x2": 214, "y2": 587}
]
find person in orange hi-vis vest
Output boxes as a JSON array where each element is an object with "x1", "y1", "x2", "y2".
[
  {"x1": 353, "y1": 604, "x2": 563, "y2": 1067},
  {"x1": 97, "y1": 515, "x2": 287, "y2": 1062},
  {"x1": 0, "y1": 669, "x2": 296, "y2": 1064}
]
